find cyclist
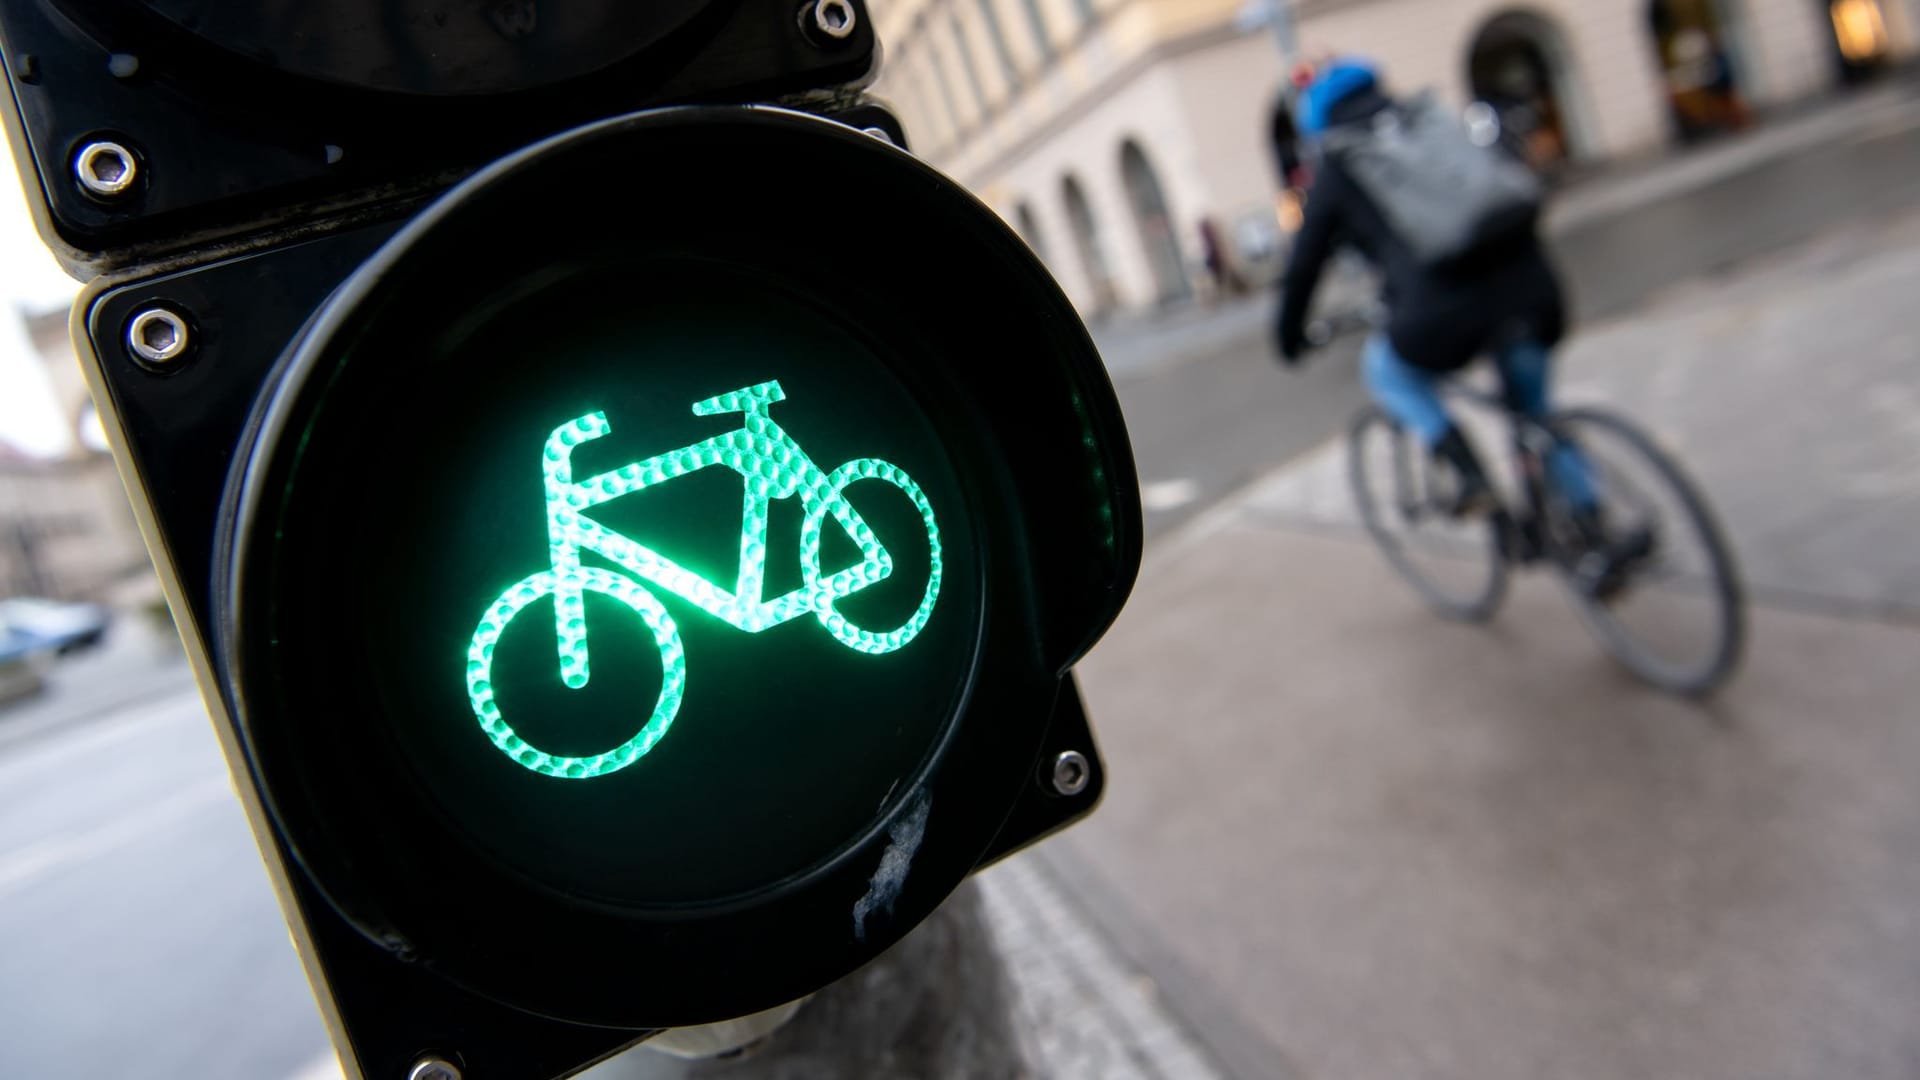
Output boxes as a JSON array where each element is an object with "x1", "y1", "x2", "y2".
[{"x1": 1273, "y1": 58, "x2": 1646, "y2": 591}]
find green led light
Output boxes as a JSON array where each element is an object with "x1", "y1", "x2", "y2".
[
  {"x1": 467, "y1": 567, "x2": 686, "y2": 779},
  {"x1": 801, "y1": 459, "x2": 943, "y2": 654},
  {"x1": 465, "y1": 380, "x2": 945, "y2": 779}
]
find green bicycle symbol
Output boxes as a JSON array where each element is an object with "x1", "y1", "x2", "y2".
[{"x1": 465, "y1": 380, "x2": 943, "y2": 780}]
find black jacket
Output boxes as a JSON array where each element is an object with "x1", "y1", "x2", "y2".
[{"x1": 1276, "y1": 91, "x2": 1567, "y2": 372}]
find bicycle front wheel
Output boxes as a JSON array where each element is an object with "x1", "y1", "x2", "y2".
[
  {"x1": 1547, "y1": 408, "x2": 1745, "y2": 696},
  {"x1": 466, "y1": 568, "x2": 687, "y2": 779},
  {"x1": 802, "y1": 458, "x2": 943, "y2": 654},
  {"x1": 1347, "y1": 406, "x2": 1508, "y2": 622}
]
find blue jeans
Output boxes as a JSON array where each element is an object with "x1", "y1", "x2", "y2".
[{"x1": 1361, "y1": 333, "x2": 1596, "y2": 508}]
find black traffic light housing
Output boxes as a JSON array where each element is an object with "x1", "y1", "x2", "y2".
[
  {"x1": 3, "y1": 0, "x2": 879, "y2": 269},
  {"x1": 5, "y1": 4, "x2": 1142, "y2": 1078}
]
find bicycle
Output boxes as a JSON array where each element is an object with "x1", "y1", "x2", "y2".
[
  {"x1": 464, "y1": 380, "x2": 943, "y2": 779},
  {"x1": 1318, "y1": 317, "x2": 1745, "y2": 696}
]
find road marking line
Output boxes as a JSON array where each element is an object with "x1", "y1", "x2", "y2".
[
  {"x1": 1141, "y1": 478, "x2": 1201, "y2": 512},
  {"x1": 0, "y1": 775, "x2": 232, "y2": 900},
  {"x1": 285, "y1": 1050, "x2": 345, "y2": 1080}
]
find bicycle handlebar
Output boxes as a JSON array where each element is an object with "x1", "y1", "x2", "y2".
[{"x1": 1305, "y1": 307, "x2": 1383, "y2": 349}]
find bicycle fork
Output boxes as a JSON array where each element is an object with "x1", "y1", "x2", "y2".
[{"x1": 544, "y1": 414, "x2": 611, "y2": 690}]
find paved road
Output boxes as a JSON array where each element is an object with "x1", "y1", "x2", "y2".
[
  {"x1": 0, "y1": 679, "x2": 1225, "y2": 1080},
  {"x1": 0, "y1": 693, "x2": 329, "y2": 1080},
  {"x1": 1112, "y1": 91, "x2": 1920, "y2": 541}
]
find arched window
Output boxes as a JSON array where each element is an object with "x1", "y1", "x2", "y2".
[
  {"x1": 1014, "y1": 201, "x2": 1049, "y2": 262},
  {"x1": 1019, "y1": 0, "x2": 1054, "y2": 61},
  {"x1": 924, "y1": 29, "x2": 970, "y2": 135},
  {"x1": 978, "y1": 0, "x2": 1019, "y2": 86},
  {"x1": 1118, "y1": 140, "x2": 1192, "y2": 304},
  {"x1": 948, "y1": 13, "x2": 989, "y2": 111},
  {"x1": 1060, "y1": 174, "x2": 1117, "y2": 312},
  {"x1": 1639, "y1": 0, "x2": 1751, "y2": 142}
]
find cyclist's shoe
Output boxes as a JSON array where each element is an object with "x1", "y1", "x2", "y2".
[
  {"x1": 1571, "y1": 508, "x2": 1655, "y2": 600},
  {"x1": 1431, "y1": 428, "x2": 1497, "y2": 519}
]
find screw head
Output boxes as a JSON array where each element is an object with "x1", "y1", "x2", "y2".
[
  {"x1": 75, "y1": 141, "x2": 138, "y2": 198},
  {"x1": 408, "y1": 1057, "x2": 462, "y2": 1080},
  {"x1": 1051, "y1": 750, "x2": 1091, "y2": 796},
  {"x1": 127, "y1": 308, "x2": 189, "y2": 366},
  {"x1": 810, "y1": 0, "x2": 857, "y2": 42}
]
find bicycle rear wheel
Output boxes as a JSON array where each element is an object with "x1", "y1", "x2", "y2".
[
  {"x1": 1544, "y1": 408, "x2": 1745, "y2": 695},
  {"x1": 1347, "y1": 406, "x2": 1508, "y2": 621}
]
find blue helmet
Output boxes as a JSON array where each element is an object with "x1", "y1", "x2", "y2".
[{"x1": 1298, "y1": 59, "x2": 1380, "y2": 138}]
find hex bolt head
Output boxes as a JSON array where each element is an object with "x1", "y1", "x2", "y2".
[
  {"x1": 126, "y1": 308, "x2": 189, "y2": 366},
  {"x1": 1051, "y1": 750, "x2": 1091, "y2": 796},
  {"x1": 75, "y1": 141, "x2": 138, "y2": 198},
  {"x1": 408, "y1": 1057, "x2": 462, "y2": 1080},
  {"x1": 807, "y1": 0, "x2": 857, "y2": 43}
]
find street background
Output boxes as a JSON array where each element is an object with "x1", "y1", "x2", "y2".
[{"x1": 3, "y1": 9, "x2": 1920, "y2": 1080}]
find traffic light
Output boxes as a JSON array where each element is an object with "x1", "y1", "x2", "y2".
[{"x1": 3, "y1": 5, "x2": 1140, "y2": 1078}]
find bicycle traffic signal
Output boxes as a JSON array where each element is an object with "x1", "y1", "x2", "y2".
[{"x1": 3, "y1": 4, "x2": 1140, "y2": 1078}]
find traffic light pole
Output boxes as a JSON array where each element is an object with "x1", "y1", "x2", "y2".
[{"x1": 645, "y1": 884, "x2": 1023, "y2": 1076}]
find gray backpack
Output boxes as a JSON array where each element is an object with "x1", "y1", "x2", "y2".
[{"x1": 1322, "y1": 92, "x2": 1543, "y2": 269}]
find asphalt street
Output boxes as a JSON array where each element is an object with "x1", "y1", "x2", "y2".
[
  {"x1": 0, "y1": 92, "x2": 1916, "y2": 1080},
  {"x1": 0, "y1": 691, "x2": 326, "y2": 1080}
]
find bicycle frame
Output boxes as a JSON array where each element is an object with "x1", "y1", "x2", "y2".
[
  {"x1": 542, "y1": 380, "x2": 893, "y2": 688},
  {"x1": 1378, "y1": 391, "x2": 1555, "y2": 564}
]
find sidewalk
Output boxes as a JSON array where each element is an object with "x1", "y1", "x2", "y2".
[
  {"x1": 1067, "y1": 520, "x2": 1920, "y2": 1080},
  {"x1": 1546, "y1": 73, "x2": 1920, "y2": 232},
  {"x1": 1051, "y1": 165, "x2": 1920, "y2": 1080}
]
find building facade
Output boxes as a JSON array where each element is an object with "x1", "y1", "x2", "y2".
[
  {"x1": 0, "y1": 307, "x2": 148, "y2": 602},
  {"x1": 870, "y1": 0, "x2": 1920, "y2": 315}
]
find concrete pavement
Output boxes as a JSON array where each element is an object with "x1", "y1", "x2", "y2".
[
  {"x1": 1053, "y1": 180, "x2": 1920, "y2": 1080},
  {"x1": 0, "y1": 684, "x2": 1228, "y2": 1080},
  {"x1": 0, "y1": 692, "x2": 329, "y2": 1080},
  {"x1": 1070, "y1": 523, "x2": 1920, "y2": 1080}
]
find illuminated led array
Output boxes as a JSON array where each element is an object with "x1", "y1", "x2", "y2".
[
  {"x1": 466, "y1": 383, "x2": 945, "y2": 779},
  {"x1": 466, "y1": 567, "x2": 686, "y2": 779},
  {"x1": 800, "y1": 458, "x2": 943, "y2": 654}
]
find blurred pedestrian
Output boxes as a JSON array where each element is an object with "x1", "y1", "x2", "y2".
[
  {"x1": 1269, "y1": 62, "x2": 1318, "y2": 192},
  {"x1": 1198, "y1": 218, "x2": 1248, "y2": 301},
  {"x1": 1272, "y1": 59, "x2": 1648, "y2": 572}
]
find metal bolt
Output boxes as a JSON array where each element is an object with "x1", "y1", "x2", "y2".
[
  {"x1": 1051, "y1": 750, "x2": 1091, "y2": 796},
  {"x1": 809, "y1": 0, "x2": 857, "y2": 42},
  {"x1": 407, "y1": 1057, "x2": 462, "y2": 1080},
  {"x1": 127, "y1": 308, "x2": 189, "y2": 365},
  {"x1": 75, "y1": 140, "x2": 137, "y2": 198}
]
